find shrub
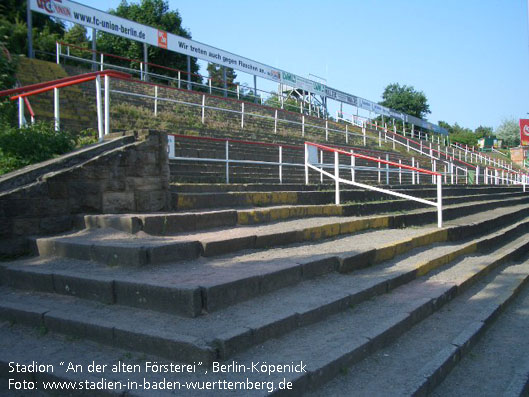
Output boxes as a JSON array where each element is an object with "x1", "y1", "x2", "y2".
[{"x1": 0, "y1": 121, "x2": 76, "y2": 175}]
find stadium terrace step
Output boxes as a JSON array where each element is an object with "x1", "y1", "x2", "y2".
[
  {"x1": 171, "y1": 185, "x2": 523, "y2": 210},
  {"x1": 83, "y1": 190, "x2": 528, "y2": 234},
  {"x1": 1, "y1": 212, "x2": 529, "y2": 395},
  {"x1": 4, "y1": 202, "x2": 528, "y2": 322},
  {"x1": 30, "y1": 196, "x2": 529, "y2": 267},
  {"x1": 431, "y1": 281, "x2": 529, "y2": 397}
]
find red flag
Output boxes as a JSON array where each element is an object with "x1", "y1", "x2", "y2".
[{"x1": 520, "y1": 119, "x2": 529, "y2": 146}]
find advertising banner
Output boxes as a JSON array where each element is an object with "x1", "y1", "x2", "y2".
[
  {"x1": 520, "y1": 119, "x2": 529, "y2": 146},
  {"x1": 30, "y1": 0, "x2": 447, "y2": 133}
]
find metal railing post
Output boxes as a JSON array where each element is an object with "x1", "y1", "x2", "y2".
[
  {"x1": 334, "y1": 151, "x2": 340, "y2": 205},
  {"x1": 378, "y1": 157, "x2": 381, "y2": 184},
  {"x1": 56, "y1": 42, "x2": 60, "y2": 64},
  {"x1": 320, "y1": 151, "x2": 323, "y2": 184},
  {"x1": 417, "y1": 162, "x2": 420, "y2": 183},
  {"x1": 95, "y1": 75, "x2": 103, "y2": 140},
  {"x1": 18, "y1": 97, "x2": 25, "y2": 128},
  {"x1": 325, "y1": 120, "x2": 329, "y2": 141},
  {"x1": 154, "y1": 86, "x2": 158, "y2": 116},
  {"x1": 241, "y1": 102, "x2": 244, "y2": 129},
  {"x1": 53, "y1": 87, "x2": 60, "y2": 131},
  {"x1": 437, "y1": 175, "x2": 443, "y2": 228},
  {"x1": 104, "y1": 75, "x2": 109, "y2": 135},
  {"x1": 279, "y1": 146, "x2": 283, "y2": 184},
  {"x1": 100, "y1": 54, "x2": 104, "y2": 71},
  {"x1": 351, "y1": 150, "x2": 355, "y2": 182},
  {"x1": 363, "y1": 122, "x2": 367, "y2": 146},
  {"x1": 201, "y1": 94, "x2": 205, "y2": 124},
  {"x1": 304, "y1": 144, "x2": 309, "y2": 185},
  {"x1": 345, "y1": 124, "x2": 349, "y2": 144},
  {"x1": 302, "y1": 115, "x2": 305, "y2": 137},
  {"x1": 399, "y1": 159, "x2": 402, "y2": 184},
  {"x1": 274, "y1": 109, "x2": 278, "y2": 133},
  {"x1": 386, "y1": 154, "x2": 389, "y2": 185},
  {"x1": 476, "y1": 166, "x2": 479, "y2": 185},
  {"x1": 412, "y1": 157, "x2": 415, "y2": 185},
  {"x1": 225, "y1": 140, "x2": 230, "y2": 183}
]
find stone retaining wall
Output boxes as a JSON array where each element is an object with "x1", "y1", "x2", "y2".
[{"x1": 0, "y1": 130, "x2": 170, "y2": 256}]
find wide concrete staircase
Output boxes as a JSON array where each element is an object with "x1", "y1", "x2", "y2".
[{"x1": 1, "y1": 181, "x2": 529, "y2": 396}]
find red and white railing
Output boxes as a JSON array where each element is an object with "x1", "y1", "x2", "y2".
[
  {"x1": 0, "y1": 70, "x2": 131, "y2": 139},
  {"x1": 305, "y1": 141, "x2": 443, "y2": 227},
  {"x1": 168, "y1": 134, "x2": 417, "y2": 186}
]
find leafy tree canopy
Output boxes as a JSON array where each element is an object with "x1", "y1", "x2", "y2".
[
  {"x1": 379, "y1": 83, "x2": 431, "y2": 119},
  {"x1": 0, "y1": 0, "x2": 65, "y2": 56},
  {"x1": 207, "y1": 63, "x2": 237, "y2": 88},
  {"x1": 438, "y1": 121, "x2": 497, "y2": 147},
  {"x1": 495, "y1": 118, "x2": 520, "y2": 147}
]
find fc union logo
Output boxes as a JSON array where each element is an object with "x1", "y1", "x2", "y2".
[
  {"x1": 36, "y1": 0, "x2": 54, "y2": 13},
  {"x1": 36, "y1": 0, "x2": 69, "y2": 16},
  {"x1": 523, "y1": 125, "x2": 529, "y2": 136}
]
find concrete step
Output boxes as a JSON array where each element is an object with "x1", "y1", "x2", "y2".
[
  {"x1": 82, "y1": 191, "x2": 528, "y2": 235},
  {"x1": 32, "y1": 196, "x2": 529, "y2": 267},
  {"x1": 1, "y1": 215, "x2": 528, "y2": 368},
  {"x1": 1, "y1": 220, "x2": 528, "y2": 395},
  {"x1": 5, "y1": 204, "x2": 529, "y2": 321},
  {"x1": 431, "y1": 279, "x2": 529, "y2": 397},
  {"x1": 171, "y1": 186, "x2": 523, "y2": 210},
  {"x1": 309, "y1": 249, "x2": 529, "y2": 396}
]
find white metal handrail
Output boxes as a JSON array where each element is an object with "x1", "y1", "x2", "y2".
[{"x1": 305, "y1": 142, "x2": 443, "y2": 228}]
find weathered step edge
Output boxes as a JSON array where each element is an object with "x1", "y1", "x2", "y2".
[
  {"x1": 32, "y1": 196, "x2": 529, "y2": 267},
  {"x1": 272, "y1": 238, "x2": 529, "y2": 396},
  {"x1": 82, "y1": 190, "x2": 527, "y2": 235},
  {"x1": 1, "y1": 217, "x2": 529, "y2": 367},
  {"x1": 6, "y1": 206, "x2": 529, "y2": 320},
  {"x1": 412, "y1": 262, "x2": 529, "y2": 397}
]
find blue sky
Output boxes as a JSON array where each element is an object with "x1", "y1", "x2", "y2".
[{"x1": 85, "y1": 0, "x2": 529, "y2": 131}]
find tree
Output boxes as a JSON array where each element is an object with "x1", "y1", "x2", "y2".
[
  {"x1": 379, "y1": 83, "x2": 430, "y2": 119},
  {"x1": 0, "y1": 0, "x2": 65, "y2": 57},
  {"x1": 495, "y1": 118, "x2": 519, "y2": 147},
  {"x1": 63, "y1": 24, "x2": 91, "y2": 59},
  {"x1": 206, "y1": 63, "x2": 237, "y2": 89},
  {"x1": 474, "y1": 125, "x2": 495, "y2": 139},
  {"x1": 96, "y1": 0, "x2": 200, "y2": 83}
]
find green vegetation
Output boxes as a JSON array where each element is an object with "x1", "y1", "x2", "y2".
[
  {"x1": 379, "y1": 83, "x2": 430, "y2": 119},
  {"x1": 0, "y1": 0, "x2": 66, "y2": 60},
  {"x1": 0, "y1": 122, "x2": 76, "y2": 175},
  {"x1": 495, "y1": 118, "x2": 519, "y2": 147}
]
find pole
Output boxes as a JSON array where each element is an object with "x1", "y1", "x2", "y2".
[
  {"x1": 143, "y1": 43, "x2": 149, "y2": 82},
  {"x1": 92, "y1": 28, "x2": 97, "y2": 71},
  {"x1": 223, "y1": 66, "x2": 227, "y2": 97},
  {"x1": 95, "y1": 76, "x2": 103, "y2": 140},
  {"x1": 187, "y1": 55, "x2": 191, "y2": 90},
  {"x1": 104, "y1": 75, "x2": 110, "y2": 135},
  {"x1": 334, "y1": 151, "x2": 340, "y2": 205},
  {"x1": 437, "y1": 175, "x2": 443, "y2": 228},
  {"x1": 54, "y1": 87, "x2": 60, "y2": 131},
  {"x1": 27, "y1": 1, "x2": 33, "y2": 58},
  {"x1": 254, "y1": 75, "x2": 258, "y2": 103},
  {"x1": 18, "y1": 97, "x2": 25, "y2": 128}
]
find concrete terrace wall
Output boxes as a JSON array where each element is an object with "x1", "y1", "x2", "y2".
[{"x1": 0, "y1": 130, "x2": 170, "y2": 256}]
